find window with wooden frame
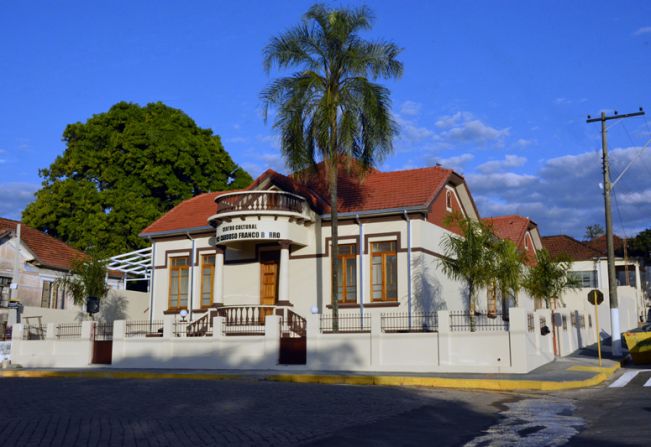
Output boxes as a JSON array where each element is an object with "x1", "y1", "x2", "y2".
[
  {"x1": 336, "y1": 244, "x2": 357, "y2": 303},
  {"x1": 168, "y1": 256, "x2": 190, "y2": 310},
  {"x1": 371, "y1": 241, "x2": 397, "y2": 301},
  {"x1": 40, "y1": 281, "x2": 52, "y2": 308},
  {"x1": 200, "y1": 254, "x2": 215, "y2": 308}
]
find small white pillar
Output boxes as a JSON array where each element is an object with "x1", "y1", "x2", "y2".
[
  {"x1": 45, "y1": 323, "x2": 56, "y2": 340},
  {"x1": 214, "y1": 246, "x2": 225, "y2": 305},
  {"x1": 163, "y1": 314, "x2": 175, "y2": 339},
  {"x1": 278, "y1": 241, "x2": 290, "y2": 303},
  {"x1": 81, "y1": 321, "x2": 94, "y2": 340},
  {"x1": 212, "y1": 316, "x2": 225, "y2": 339},
  {"x1": 113, "y1": 320, "x2": 126, "y2": 340}
]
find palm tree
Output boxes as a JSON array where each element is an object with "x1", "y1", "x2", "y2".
[
  {"x1": 56, "y1": 255, "x2": 110, "y2": 318},
  {"x1": 523, "y1": 249, "x2": 580, "y2": 355},
  {"x1": 492, "y1": 238, "x2": 525, "y2": 318},
  {"x1": 522, "y1": 249, "x2": 578, "y2": 309},
  {"x1": 440, "y1": 215, "x2": 495, "y2": 328},
  {"x1": 262, "y1": 4, "x2": 402, "y2": 325}
]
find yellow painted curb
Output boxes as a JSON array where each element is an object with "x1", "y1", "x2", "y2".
[
  {"x1": 267, "y1": 363, "x2": 621, "y2": 392},
  {"x1": 567, "y1": 364, "x2": 619, "y2": 374},
  {"x1": 0, "y1": 370, "x2": 241, "y2": 381}
]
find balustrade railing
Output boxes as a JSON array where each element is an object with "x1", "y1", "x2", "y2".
[{"x1": 215, "y1": 191, "x2": 306, "y2": 215}]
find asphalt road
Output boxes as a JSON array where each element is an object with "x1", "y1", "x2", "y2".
[{"x1": 0, "y1": 367, "x2": 649, "y2": 446}]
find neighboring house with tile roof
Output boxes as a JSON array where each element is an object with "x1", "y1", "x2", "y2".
[
  {"x1": 483, "y1": 215, "x2": 542, "y2": 267},
  {"x1": 0, "y1": 217, "x2": 125, "y2": 314},
  {"x1": 140, "y1": 162, "x2": 528, "y2": 325},
  {"x1": 541, "y1": 234, "x2": 646, "y2": 334}
]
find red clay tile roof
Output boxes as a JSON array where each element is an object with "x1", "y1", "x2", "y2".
[
  {"x1": 0, "y1": 217, "x2": 87, "y2": 272},
  {"x1": 541, "y1": 235, "x2": 603, "y2": 261},
  {"x1": 140, "y1": 164, "x2": 456, "y2": 236},
  {"x1": 483, "y1": 215, "x2": 531, "y2": 246},
  {"x1": 140, "y1": 191, "x2": 240, "y2": 236},
  {"x1": 584, "y1": 234, "x2": 625, "y2": 256}
]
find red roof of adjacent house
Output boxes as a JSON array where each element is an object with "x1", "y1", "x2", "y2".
[
  {"x1": 541, "y1": 235, "x2": 603, "y2": 261},
  {"x1": 483, "y1": 215, "x2": 531, "y2": 246},
  {"x1": 584, "y1": 234, "x2": 625, "y2": 256},
  {"x1": 140, "y1": 164, "x2": 457, "y2": 236},
  {"x1": 0, "y1": 217, "x2": 87, "y2": 271},
  {"x1": 483, "y1": 215, "x2": 539, "y2": 266}
]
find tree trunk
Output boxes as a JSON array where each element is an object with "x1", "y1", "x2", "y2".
[{"x1": 330, "y1": 165, "x2": 339, "y2": 332}]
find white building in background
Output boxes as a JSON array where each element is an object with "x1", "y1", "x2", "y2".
[{"x1": 542, "y1": 234, "x2": 646, "y2": 334}]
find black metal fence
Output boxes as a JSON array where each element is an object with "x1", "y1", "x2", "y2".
[
  {"x1": 126, "y1": 320, "x2": 164, "y2": 338},
  {"x1": 56, "y1": 323, "x2": 82, "y2": 339},
  {"x1": 449, "y1": 311, "x2": 510, "y2": 332},
  {"x1": 0, "y1": 321, "x2": 11, "y2": 341},
  {"x1": 381, "y1": 312, "x2": 438, "y2": 333},
  {"x1": 22, "y1": 325, "x2": 46, "y2": 340},
  {"x1": 94, "y1": 322, "x2": 113, "y2": 341},
  {"x1": 320, "y1": 313, "x2": 371, "y2": 333}
]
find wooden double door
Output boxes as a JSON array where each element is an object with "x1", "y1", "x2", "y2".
[{"x1": 260, "y1": 250, "x2": 279, "y2": 309}]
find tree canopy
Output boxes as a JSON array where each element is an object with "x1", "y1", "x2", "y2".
[
  {"x1": 629, "y1": 228, "x2": 651, "y2": 263},
  {"x1": 23, "y1": 101, "x2": 251, "y2": 256},
  {"x1": 584, "y1": 224, "x2": 605, "y2": 241}
]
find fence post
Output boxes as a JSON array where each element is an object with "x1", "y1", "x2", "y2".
[
  {"x1": 212, "y1": 316, "x2": 225, "y2": 339},
  {"x1": 163, "y1": 315, "x2": 174, "y2": 339},
  {"x1": 370, "y1": 312, "x2": 381, "y2": 369},
  {"x1": 507, "y1": 307, "x2": 527, "y2": 372},
  {"x1": 113, "y1": 320, "x2": 126, "y2": 340},
  {"x1": 264, "y1": 315, "x2": 281, "y2": 368},
  {"x1": 46, "y1": 323, "x2": 57, "y2": 340},
  {"x1": 81, "y1": 321, "x2": 94, "y2": 340},
  {"x1": 437, "y1": 310, "x2": 451, "y2": 366},
  {"x1": 306, "y1": 313, "x2": 319, "y2": 370}
]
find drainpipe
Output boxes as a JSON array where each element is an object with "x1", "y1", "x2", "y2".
[
  {"x1": 186, "y1": 232, "x2": 196, "y2": 321},
  {"x1": 403, "y1": 211, "x2": 412, "y2": 329},
  {"x1": 356, "y1": 215, "x2": 364, "y2": 326},
  {"x1": 148, "y1": 238, "x2": 156, "y2": 324},
  {"x1": 12, "y1": 224, "x2": 21, "y2": 302}
]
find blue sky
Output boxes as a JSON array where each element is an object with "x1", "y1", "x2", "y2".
[{"x1": 1, "y1": 1, "x2": 650, "y2": 239}]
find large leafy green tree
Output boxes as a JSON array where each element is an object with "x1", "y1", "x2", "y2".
[
  {"x1": 262, "y1": 4, "x2": 402, "y2": 322},
  {"x1": 23, "y1": 102, "x2": 251, "y2": 256},
  {"x1": 629, "y1": 228, "x2": 651, "y2": 264}
]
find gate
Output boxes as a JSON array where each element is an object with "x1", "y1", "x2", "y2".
[
  {"x1": 279, "y1": 310, "x2": 306, "y2": 365},
  {"x1": 92, "y1": 322, "x2": 113, "y2": 364}
]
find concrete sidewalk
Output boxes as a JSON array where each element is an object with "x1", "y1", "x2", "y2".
[{"x1": 0, "y1": 351, "x2": 622, "y2": 391}]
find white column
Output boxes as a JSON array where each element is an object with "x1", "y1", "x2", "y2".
[
  {"x1": 278, "y1": 241, "x2": 290, "y2": 303},
  {"x1": 213, "y1": 246, "x2": 225, "y2": 305}
]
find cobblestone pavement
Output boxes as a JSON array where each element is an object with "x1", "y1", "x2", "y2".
[{"x1": 0, "y1": 377, "x2": 504, "y2": 446}]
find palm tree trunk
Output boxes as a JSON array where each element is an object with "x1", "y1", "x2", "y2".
[{"x1": 330, "y1": 164, "x2": 340, "y2": 332}]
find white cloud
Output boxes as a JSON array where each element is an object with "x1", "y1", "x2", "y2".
[
  {"x1": 514, "y1": 138, "x2": 534, "y2": 149},
  {"x1": 435, "y1": 153, "x2": 474, "y2": 171},
  {"x1": 0, "y1": 183, "x2": 39, "y2": 220},
  {"x1": 257, "y1": 134, "x2": 281, "y2": 150},
  {"x1": 224, "y1": 136, "x2": 248, "y2": 144},
  {"x1": 399, "y1": 100, "x2": 421, "y2": 117},
  {"x1": 241, "y1": 150, "x2": 286, "y2": 177},
  {"x1": 553, "y1": 97, "x2": 587, "y2": 106},
  {"x1": 634, "y1": 26, "x2": 651, "y2": 36},
  {"x1": 435, "y1": 112, "x2": 509, "y2": 146},
  {"x1": 477, "y1": 155, "x2": 527, "y2": 174},
  {"x1": 467, "y1": 146, "x2": 651, "y2": 238},
  {"x1": 395, "y1": 115, "x2": 434, "y2": 143}
]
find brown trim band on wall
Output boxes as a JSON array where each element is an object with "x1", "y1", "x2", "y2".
[
  {"x1": 320, "y1": 212, "x2": 425, "y2": 227},
  {"x1": 154, "y1": 249, "x2": 192, "y2": 269},
  {"x1": 326, "y1": 302, "x2": 400, "y2": 309}
]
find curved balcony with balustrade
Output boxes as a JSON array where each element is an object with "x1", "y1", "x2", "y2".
[{"x1": 209, "y1": 191, "x2": 315, "y2": 225}]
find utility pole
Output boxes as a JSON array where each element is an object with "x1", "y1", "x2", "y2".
[{"x1": 587, "y1": 107, "x2": 645, "y2": 357}]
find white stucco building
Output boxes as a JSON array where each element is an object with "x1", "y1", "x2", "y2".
[{"x1": 140, "y1": 163, "x2": 541, "y2": 326}]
